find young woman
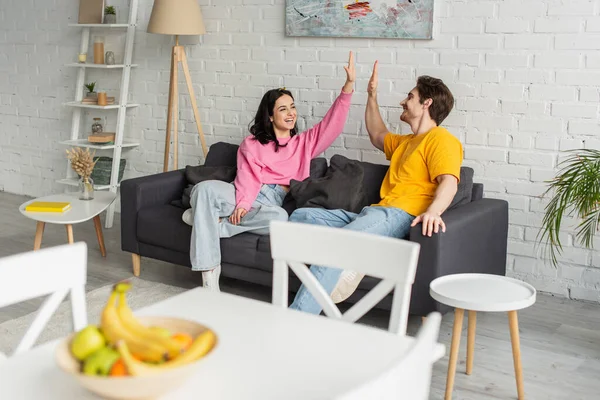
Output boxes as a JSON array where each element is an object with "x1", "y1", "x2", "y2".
[{"x1": 189, "y1": 51, "x2": 356, "y2": 291}]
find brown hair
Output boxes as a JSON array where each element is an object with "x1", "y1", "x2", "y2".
[{"x1": 416, "y1": 76, "x2": 454, "y2": 126}]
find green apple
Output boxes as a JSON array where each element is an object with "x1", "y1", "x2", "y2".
[
  {"x1": 82, "y1": 347, "x2": 120, "y2": 376},
  {"x1": 70, "y1": 325, "x2": 106, "y2": 361},
  {"x1": 149, "y1": 326, "x2": 172, "y2": 338}
]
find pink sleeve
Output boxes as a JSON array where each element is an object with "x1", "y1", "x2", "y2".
[
  {"x1": 303, "y1": 91, "x2": 352, "y2": 158},
  {"x1": 234, "y1": 147, "x2": 263, "y2": 211}
]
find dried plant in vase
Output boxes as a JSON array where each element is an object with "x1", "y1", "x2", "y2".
[{"x1": 66, "y1": 147, "x2": 98, "y2": 200}]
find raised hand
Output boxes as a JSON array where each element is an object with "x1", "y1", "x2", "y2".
[
  {"x1": 342, "y1": 51, "x2": 355, "y2": 93},
  {"x1": 367, "y1": 60, "x2": 378, "y2": 97}
]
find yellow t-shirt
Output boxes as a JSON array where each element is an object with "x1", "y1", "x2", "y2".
[{"x1": 376, "y1": 127, "x2": 463, "y2": 216}]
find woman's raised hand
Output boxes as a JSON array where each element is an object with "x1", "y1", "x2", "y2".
[{"x1": 342, "y1": 51, "x2": 355, "y2": 93}]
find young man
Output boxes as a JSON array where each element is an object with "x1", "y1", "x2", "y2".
[{"x1": 288, "y1": 61, "x2": 464, "y2": 315}]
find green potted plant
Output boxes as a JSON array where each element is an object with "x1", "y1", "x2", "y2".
[
  {"x1": 539, "y1": 149, "x2": 600, "y2": 266},
  {"x1": 84, "y1": 82, "x2": 97, "y2": 99},
  {"x1": 104, "y1": 6, "x2": 116, "y2": 24}
]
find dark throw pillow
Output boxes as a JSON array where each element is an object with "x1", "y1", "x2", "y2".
[
  {"x1": 173, "y1": 165, "x2": 237, "y2": 209},
  {"x1": 289, "y1": 155, "x2": 367, "y2": 214},
  {"x1": 447, "y1": 166, "x2": 474, "y2": 211}
]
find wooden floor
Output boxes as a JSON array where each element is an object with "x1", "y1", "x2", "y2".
[{"x1": 1, "y1": 191, "x2": 600, "y2": 399}]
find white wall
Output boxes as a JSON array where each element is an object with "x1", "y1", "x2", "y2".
[{"x1": 1, "y1": 0, "x2": 600, "y2": 301}]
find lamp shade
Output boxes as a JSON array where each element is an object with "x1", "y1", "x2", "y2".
[{"x1": 147, "y1": 0, "x2": 206, "y2": 35}]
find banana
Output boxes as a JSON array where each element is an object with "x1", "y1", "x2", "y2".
[
  {"x1": 116, "y1": 329, "x2": 216, "y2": 376},
  {"x1": 114, "y1": 284, "x2": 184, "y2": 359},
  {"x1": 100, "y1": 290, "x2": 168, "y2": 363}
]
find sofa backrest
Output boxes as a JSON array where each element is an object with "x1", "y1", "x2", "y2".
[{"x1": 204, "y1": 142, "x2": 479, "y2": 212}]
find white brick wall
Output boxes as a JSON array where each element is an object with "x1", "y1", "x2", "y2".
[{"x1": 1, "y1": 0, "x2": 600, "y2": 301}]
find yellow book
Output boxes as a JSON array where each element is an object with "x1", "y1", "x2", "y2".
[{"x1": 25, "y1": 201, "x2": 71, "y2": 213}]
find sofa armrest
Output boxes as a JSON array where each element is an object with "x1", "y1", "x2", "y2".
[
  {"x1": 120, "y1": 170, "x2": 187, "y2": 254},
  {"x1": 408, "y1": 198, "x2": 509, "y2": 315}
]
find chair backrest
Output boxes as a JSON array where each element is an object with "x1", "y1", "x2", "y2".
[
  {"x1": 270, "y1": 220, "x2": 420, "y2": 335},
  {"x1": 335, "y1": 312, "x2": 442, "y2": 400},
  {"x1": 0, "y1": 242, "x2": 88, "y2": 356}
]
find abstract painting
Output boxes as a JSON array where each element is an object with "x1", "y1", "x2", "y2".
[{"x1": 286, "y1": 0, "x2": 434, "y2": 39}]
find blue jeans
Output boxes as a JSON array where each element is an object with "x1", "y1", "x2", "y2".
[
  {"x1": 288, "y1": 206, "x2": 415, "y2": 315},
  {"x1": 190, "y1": 181, "x2": 288, "y2": 271}
]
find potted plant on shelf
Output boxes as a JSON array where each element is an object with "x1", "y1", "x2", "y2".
[
  {"x1": 538, "y1": 149, "x2": 600, "y2": 266},
  {"x1": 84, "y1": 82, "x2": 97, "y2": 99},
  {"x1": 104, "y1": 6, "x2": 116, "y2": 24},
  {"x1": 66, "y1": 147, "x2": 98, "y2": 201}
]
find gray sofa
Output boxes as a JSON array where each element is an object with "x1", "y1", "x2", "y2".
[{"x1": 121, "y1": 142, "x2": 508, "y2": 316}]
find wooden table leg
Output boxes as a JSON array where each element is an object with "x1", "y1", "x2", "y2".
[
  {"x1": 132, "y1": 253, "x2": 141, "y2": 277},
  {"x1": 445, "y1": 308, "x2": 464, "y2": 400},
  {"x1": 93, "y1": 215, "x2": 106, "y2": 257},
  {"x1": 508, "y1": 310, "x2": 525, "y2": 400},
  {"x1": 467, "y1": 310, "x2": 477, "y2": 375},
  {"x1": 65, "y1": 224, "x2": 74, "y2": 244},
  {"x1": 33, "y1": 222, "x2": 45, "y2": 250}
]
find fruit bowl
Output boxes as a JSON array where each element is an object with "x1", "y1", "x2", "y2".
[{"x1": 55, "y1": 316, "x2": 218, "y2": 400}]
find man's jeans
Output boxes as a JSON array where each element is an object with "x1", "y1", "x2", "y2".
[
  {"x1": 288, "y1": 206, "x2": 415, "y2": 315},
  {"x1": 190, "y1": 180, "x2": 288, "y2": 271}
]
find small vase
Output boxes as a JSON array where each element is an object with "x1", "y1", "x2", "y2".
[
  {"x1": 104, "y1": 14, "x2": 116, "y2": 24},
  {"x1": 79, "y1": 176, "x2": 95, "y2": 201}
]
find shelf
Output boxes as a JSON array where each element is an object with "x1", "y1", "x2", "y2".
[
  {"x1": 57, "y1": 178, "x2": 118, "y2": 191},
  {"x1": 64, "y1": 102, "x2": 139, "y2": 109},
  {"x1": 59, "y1": 139, "x2": 140, "y2": 150},
  {"x1": 64, "y1": 63, "x2": 138, "y2": 69},
  {"x1": 69, "y1": 24, "x2": 130, "y2": 28}
]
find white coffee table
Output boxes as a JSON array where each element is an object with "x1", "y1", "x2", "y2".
[
  {"x1": 430, "y1": 273, "x2": 537, "y2": 400},
  {"x1": 19, "y1": 192, "x2": 117, "y2": 256}
]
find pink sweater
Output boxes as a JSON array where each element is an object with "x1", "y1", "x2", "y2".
[{"x1": 234, "y1": 91, "x2": 352, "y2": 210}]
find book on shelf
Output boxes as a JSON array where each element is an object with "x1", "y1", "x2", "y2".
[
  {"x1": 81, "y1": 97, "x2": 116, "y2": 105},
  {"x1": 25, "y1": 201, "x2": 72, "y2": 213}
]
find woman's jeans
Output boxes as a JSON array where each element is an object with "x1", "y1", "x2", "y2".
[
  {"x1": 190, "y1": 180, "x2": 288, "y2": 271},
  {"x1": 288, "y1": 206, "x2": 415, "y2": 315}
]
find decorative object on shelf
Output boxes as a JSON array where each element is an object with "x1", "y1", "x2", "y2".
[
  {"x1": 66, "y1": 147, "x2": 98, "y2": 200},
  {"x1": 285, "y1": 1, "x2": 434, "y2": 40},
  {"x1": 84, "y1": 82, "x2": 97, "y2": 100},
  {"x1": 97, "y1": 92, "x2": 108, "y2": 106},
  {"x1": 91, "y1": 117, "x2": 104, "y2": 133},
  {"x1": 105, "y1": 51, "x2": 115, "y2": 65},
  {"x1": 91, "y1": 157, "x2": 126, "y2": 185},
  {"x1": 93, "y1": 36, "x2": 105, "y2": 64},
  {"x1": 148, "y1": 0, "x2": 208, "y2": 172},
  {"x1": 78, "y1": 53, "x2": 87, "y2": 63},
  {"x1": 104, "y1": 5, "x2": 116, "y2": 23},
  {"x1": 88, "y1": 132, "x2": 115, "y2": 144},
  {"x1": 78, "y1": 0, "x2": 104, "y2": 24}
]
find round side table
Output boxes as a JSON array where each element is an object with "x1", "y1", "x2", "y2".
[{"x1": 430, "y1": 273, "x2": 536, "y2": 400}]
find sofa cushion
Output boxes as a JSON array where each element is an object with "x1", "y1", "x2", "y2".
[
  {"x1": 359, "y1": 161, "x2": 389, "y2": 206},
  {"x1": 137, "y1": 204, "x2": 262, "y2": 268},
  {"x1": 281, "y1": 157, "x2": 328, "y2": 215},
  {"x1": 447, "y1": 167, "x2": 474, "y2": 211},
  {"x1": 289, "y1": 155, "x2": 367, "y2": 214},
  {"x1": 176, "y1": 166, "x2": 237, "y2": 209},
  {"x1": 205, "y1": 142, "x2": 239, "y2": 167}
]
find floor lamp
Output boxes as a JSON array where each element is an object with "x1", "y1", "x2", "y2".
[{"x1": 147, "y1": 0, "x2": 208, "y2": 172}]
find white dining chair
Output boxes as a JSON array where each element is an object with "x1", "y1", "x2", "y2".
[
  {"x1": 335, "y1": 311, "x2": 442, "y2": 400},
  {"x1": 0, "y1": 242, "x2": 88, "y2": 357},
  {"x1": 270, "y1": 220, "x2": 420, "y2": 335}
]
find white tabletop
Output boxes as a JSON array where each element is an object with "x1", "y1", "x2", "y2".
[
  {"x1": 19, "y1": 192, "x2": 117, "y2": 224},
  {"x1": 430, "y1": 273, "x2": 537, "y2": 312},
  {"x1": 0, "y1": 288, "x2": 444, "y2": 400}
]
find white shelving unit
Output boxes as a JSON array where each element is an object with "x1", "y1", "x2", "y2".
[{"x1": 62, "y1": 0, "x2": 139, "y2": 229}]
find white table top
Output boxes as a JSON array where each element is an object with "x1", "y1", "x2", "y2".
[
  {"x1": 430, "y1": 273, "x2": 537, "y2": 312},
  {"x1": 19, "y1": 192, "x2": 117, "y2": 224},
  {"x1": 0, "y1": 288, "x2": 444, "y2": 400}
]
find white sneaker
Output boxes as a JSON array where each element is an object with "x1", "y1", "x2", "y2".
[
  {"x1": 182, "y1": 208, "x2": 193, "y2": 226},
  {"x1": 201, "y1": 265, "x2": 221, "y2": 292},
  {"x1": 330, "y1": 270, "x2": 365, "y2": 304}
]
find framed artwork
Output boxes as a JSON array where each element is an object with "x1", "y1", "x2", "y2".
[{"x1": 285, "y1": 0, "x2": 434, "y2": 39}]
